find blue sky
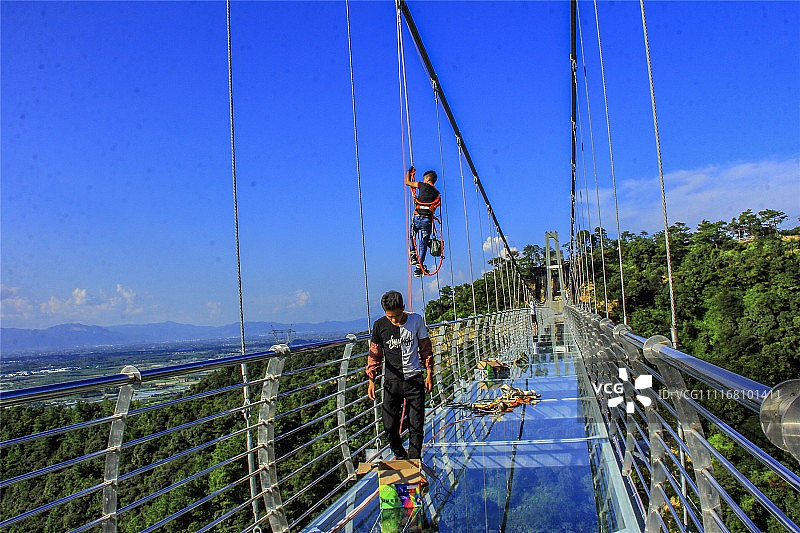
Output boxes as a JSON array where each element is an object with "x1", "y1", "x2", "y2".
[{"x1": 2, "y1": 1, "x2": 798, "y2": 330}]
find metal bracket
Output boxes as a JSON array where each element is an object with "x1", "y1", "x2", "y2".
[
  {"x1": 760, "y1": 379, "x2": 800, "y2": 463},
  {"x1": 643, "y1": 334, "x2": 722, "y2": 532},
  {"x1": 257, "y1": 355, "x2": 289, "y2": 533},
  {"x1": 338, "y1": 334, "x2": 358, "y2": 480},
  {"x1": 102, "y1": 365, "x2": 142, "y2": 533}
]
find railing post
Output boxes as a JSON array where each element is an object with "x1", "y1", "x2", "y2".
[
  {"x1": 472, "y1": 316, "x2": 481, "y2": 372},
  {"x1": 257, "y1": 346, "x2": 289, "y2": 533},
  {"x1": 102, "y1": 365, "x2": 141, "y2": 533},
  {"x1": 434, "y1": 325, "x2": 446, "y2": 405},
  {"x1": 643, "y1": 335, "x2": 722, "y2": 533},
  {"x1": 452, "y1": 321, "x2": 464, "y2": 386},
  {"x1": 644, "y1": 400, "x2": 668, "y2": 532},
  {"x1": 337, "y1": 334, "x2": 358, "y2": 480}
]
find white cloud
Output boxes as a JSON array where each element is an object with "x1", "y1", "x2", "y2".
[
  {"x1": 0, "y1": 285, "x2": 33, "y2": 319},
  {"x1": 38, "y1": 284, "x2": 144, "y2": 321},
  {"x1": 481, "y1": 236, "x2": 518, "y2": 259},
  {"x1": 482, "y1": 236, "x2": 503, "y2": 253},
  {"x1": 294, "y1": 289, "x2": 310, "y2": 308},
  {"x1": 590, "y1": 157, "x2": 800, "y2": 235},
  {"x1": 207, "y1": 301, "x2": 221, "y2": 319},
  {"x1": 116, "y1": 284, "x2": 144, "y2": 317}
]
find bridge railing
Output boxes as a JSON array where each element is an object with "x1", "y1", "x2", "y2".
[
  {"x1": 0, "y1": 309, "x2": 533, "y2": 533},
  {"x1": 565, "y1": 305, "x2": 800, "y2": 533}
]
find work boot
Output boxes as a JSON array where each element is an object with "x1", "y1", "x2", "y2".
[{"x1": 414, "y1": 267, "x2": 423, "y2": 277}]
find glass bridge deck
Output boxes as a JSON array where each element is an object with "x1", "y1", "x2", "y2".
[{"x1": 305, "y1": 321, "x2": 641, "y2": 533}]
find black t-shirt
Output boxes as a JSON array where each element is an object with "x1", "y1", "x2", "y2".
[
  {"x1": 371, "y1": 313, "x2": 428, "y2": 381},
  {"x1": 416, "y1": 183, "x2": 439, "y2": 204},
  {"x1": 415, "y1": 183, "x2": 439, "y2": 216}
]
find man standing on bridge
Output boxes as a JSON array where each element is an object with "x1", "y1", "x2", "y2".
[{"x1": 367, "y1": 290, "x2": 434, "y2": 459}]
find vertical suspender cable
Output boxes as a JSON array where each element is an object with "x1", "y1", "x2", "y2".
[
  {"x1": 640, "y1": 0, "x2": 678, "y2": 347},
  {"x1": 395, "y1": 0, "x2": 413, "y2": 310},
  {"x1": 345, "y1": 0, "x2": 372, "y2": 332},
  {"x1": 593, "y1": 0, "x2": 628, "y2": 323},
  {"x1": 574, "y1": 64, "x2": 598, "y2": 313},
  {"x1": 398, "y1": 1, "x2": 529, "y2": 292},
  {"x1": 434, "y1": 90, "x2": 458, "y2": 320},
  {"x1": 577, "y1": 3, "x2": 609, "y2": 316},
  {"x1": 457, "y1": 140, "x2": 478, "y2": 317},
  {"x1": 498, "y1": 233, "x2": 509, "y2": 310},
  {"x1": 503, "y1": 253, "x2": 513, "y2": 309},
  {"x1": 473, "y1": 177, "x2": 491, "y2": 313},
  {"x1": 225, "y1": 0, "x2": 260, "y2": 524},
  {"x1": 570, "y1": 0, "x2": 578, "y2": 305},
  {"x1": 487, "y1": 210, "x2": 501, "y2": 312}
]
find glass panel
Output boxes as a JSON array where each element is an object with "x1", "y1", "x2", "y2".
[{"x1": 305, "y1": 318, "x2": 641, "y2": 533}]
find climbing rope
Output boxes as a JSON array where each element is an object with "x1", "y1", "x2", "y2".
[
  {"x1": 395, "y1": 0, "x2": 414, "y2": 310},
  {"x1": 457, "y1": 140, "x2": 478, "y2": 316},
  {"x1": 225, "y1": 0, "x2": 260, "y2": 526},
  {"x1": 593, "y1": 0, "x2": 628, "y2": 323},
  {"x1": 640, "y1": 0, "x2": 678, "y2": 346},
  {"x1": 344, "y1": 0, "x2": 372, "y2": 332}
]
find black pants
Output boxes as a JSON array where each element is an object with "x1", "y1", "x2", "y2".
[{"x1": 382, "y1": 374, "x2": 425, "y2": 459}]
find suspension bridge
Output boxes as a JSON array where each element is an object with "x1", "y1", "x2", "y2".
[{"x1": 1, "y1": 1, "x2": 798, "y2": 532}]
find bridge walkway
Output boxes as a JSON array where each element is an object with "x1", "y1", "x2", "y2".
[{"x1": 305, "y1": 318, "x2": 640, "y2": 533}]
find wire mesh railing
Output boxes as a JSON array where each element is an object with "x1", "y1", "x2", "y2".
[{"x1": 0, "y1": 309, "x2": 533, "y2": 533}]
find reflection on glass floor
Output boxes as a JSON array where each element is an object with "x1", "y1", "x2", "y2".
[{"x1": 305, "y1": 319, "x2": 640, "y2": 533}]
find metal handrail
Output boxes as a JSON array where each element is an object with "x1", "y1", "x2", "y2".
[
  {"x1": 566, "y1": 305, "x2": 800, "y2": 533},
  {"x1": 0, "y1": 334, "x2": 371, "y2": 407},
  {"x1": 618, "y1": 330, "x2": 769, "y2": 412},
  {"x1": 0, "y1": 309, "x2": 531, "y2": 532}
]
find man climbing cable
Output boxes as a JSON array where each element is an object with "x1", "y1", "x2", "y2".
[{"x1": 405, "y1": 166, "x2": 441, "y2": 277}]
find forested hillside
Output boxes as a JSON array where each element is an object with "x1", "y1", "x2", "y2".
[
  {"x1": 424, "y1": 208, "x2": 800, "y2": 531},
  {"x1": 427, "y1": 209, "x2": 800, "y2": 388}
]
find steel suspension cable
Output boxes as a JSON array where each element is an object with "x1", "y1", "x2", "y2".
[
  {"x1": 489, "y1": 219, "x2": 506, "y2": 310},
  {"x1": 487, "y1": 211, "x2": 501, "y2": 312},
  {"x1": 593, "y1": 0, "x2": 628, "y2": 323},
  {"x1": 225, "y1": 0, "x2": 259, "y2": 524},
  {"x1": 577, "y1": 2, "x2": 610, "y2": 316},
  {"x1": 640, "y1": 0, "x2": 678, "y2": 346},
  {"x1": 574, "y1": 73, "x2": 599, "y2": 313},
  {"x1": 344, "y1": 0, "x2": 372, "y2": 332},
  {"x1": 503, "y1": 253, "x2": 513, "y2": 309},
  {"x1": 473, "y1": 177, "x2": 491, "y2": 313},
  {"x1": 396, "y1": 2, "x2": 429, "y2": 312},
  {"x1": 397, "y1": 1, "x2": 529, "y2": 289},
  {"x1": 395, "y1": 0, "x2": 413, "y2": 309},
  {"x1": 457, "y1": 141, "x2": 478, "y2": 317},
  {"x1": 433, "y1": 89, "x2": 458, "y2": 320}
]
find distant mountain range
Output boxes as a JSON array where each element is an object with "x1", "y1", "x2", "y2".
[{"x1": 0, "y1": 319, "x2": 369, "y2": 354}]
